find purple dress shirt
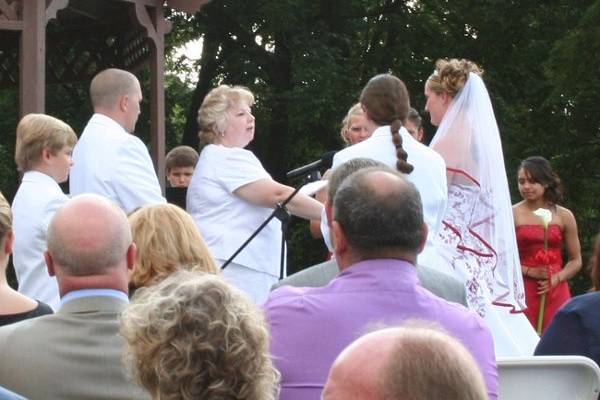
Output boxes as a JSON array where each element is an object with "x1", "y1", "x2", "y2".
[{"x1": 265, "y1": 258, "x2": 498, "y2": 400}]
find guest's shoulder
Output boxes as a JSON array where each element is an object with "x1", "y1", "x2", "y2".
[
  {"x1": 0, "y1": 312, "x2": 49, "y2": 339},
  {"x1": 560, "y1": 292, "x2": 600, "y2": 315},
  {"x1": 422, "y1": 288, "x2": 488, "y2": 330},
  {"x1": 264, "y1": 284, "x2": 321, "y2": 311}
]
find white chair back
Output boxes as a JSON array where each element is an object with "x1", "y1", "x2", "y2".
[{"x1": 498, "y1": 356, "x2": 600, "y2": 400}]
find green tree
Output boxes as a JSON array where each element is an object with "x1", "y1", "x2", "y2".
[{"x1": 166, "y1": 0, "x2": 598, "y2": 279}]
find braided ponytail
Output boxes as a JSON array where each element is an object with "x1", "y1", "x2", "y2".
[
  {"x1": 360, "y1": 74, "x2": 414, "y2": 174},
  {"x1": 390, "y1": 119, "x2": 413, "y2": 173}
]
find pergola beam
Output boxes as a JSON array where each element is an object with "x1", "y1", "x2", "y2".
[{"x1": 20, "y1": 0, "x2": 45, "y2": 115}]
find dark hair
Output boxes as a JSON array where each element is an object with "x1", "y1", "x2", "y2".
[
  {"x1": 406, "y1": 108, "x2": 422, "y2": 129},
  {"x1": 333, "y1": 167, "x2": 424, "y2": 256},
  {"x1": 519, "y1": 156, "x2": 564, "y2": 205},
  {"x1": 165, "y1": 146, "x2": 199, "y2": 171},
  {"x1": 360, "y1": 74, "x2": 413, "y2": 174}
]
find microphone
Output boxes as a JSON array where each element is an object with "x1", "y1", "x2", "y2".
[{"x1": 286, "y1": 151, "x2": 336, "y2": 180}]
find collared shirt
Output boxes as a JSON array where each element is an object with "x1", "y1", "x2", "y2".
[
  {"x1": 70, "y1": 113, "x2": 165, "y2": 213},
  {"x1": 60, "y1": 288, "x2": 129, "y2": 308},
  {"x1": 12, "y1": 171, "x2": 65, "y2": 310},
  {"x1": 265, "y1": 258, "x2": 498, "y2": 400},
  {"x1": 331, "y1": 126, "x2": 448, "y2": 269}
]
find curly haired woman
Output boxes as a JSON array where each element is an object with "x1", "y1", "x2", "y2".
[{"x1": 120, "y1": 270, "x2": 279, "y2": 400}]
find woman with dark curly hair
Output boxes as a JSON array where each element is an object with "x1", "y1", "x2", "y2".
[
  {"x1": 120, "y1": 270, "x2": 279, "y2": 400},
  {"x1": 513, "y1": 156, "x2": 582, "y2": 333}
]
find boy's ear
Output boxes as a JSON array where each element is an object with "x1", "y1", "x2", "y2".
[{"x1": 41, "y1": 147, "x2": 51, "y2": 162}]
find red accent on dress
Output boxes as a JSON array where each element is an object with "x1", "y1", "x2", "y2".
[{"x1": 516, "y1": 224, "x2": 571, "y2": 333}]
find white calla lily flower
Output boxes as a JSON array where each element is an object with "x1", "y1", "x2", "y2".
[{"x1": 533, "y1": 208, "x2": 552, "y2": 228}]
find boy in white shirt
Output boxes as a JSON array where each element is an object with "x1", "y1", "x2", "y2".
[{"x1": 12, "y1": 114, "x2": 77, "y2": 310}]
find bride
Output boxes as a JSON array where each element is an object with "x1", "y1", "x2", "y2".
[{"x1": 425, "y1": 58, "x2": 539, "y2": 356}]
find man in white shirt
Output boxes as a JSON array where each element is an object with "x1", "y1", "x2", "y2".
[{"x1": 70, "y1": 68, "x2": 165, "y2": 213}]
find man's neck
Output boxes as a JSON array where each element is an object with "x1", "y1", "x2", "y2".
[
  {"x1": 93, "y1": 109, "x2": 128, "y2": 132},
  {"x1": 337, "y1": 249, "x2": 417, "y2": 272}
]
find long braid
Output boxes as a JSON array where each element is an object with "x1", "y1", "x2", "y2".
[
  {"x1": 390, "y1": 119, "x2": 413, "y2": 173},
  {"x1": 360, "y1": 74, "x2": 414, "y2": 174}
]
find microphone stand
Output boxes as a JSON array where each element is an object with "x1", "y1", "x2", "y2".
[
  {"x1": 221, "y1": 171, "x2": 322, "y2": 279},
  {"x1": 221, "y1": 185, "x2": 300, "y2": 280}
]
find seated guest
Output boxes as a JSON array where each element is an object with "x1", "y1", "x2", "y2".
[
  {"x1": 0, "y1": 194, "x2": 148, "y2": 399},
  {"x1": 265, "y1": 168, "x2": 497, "y2": 400},
  {"x1": 128, "y1": 203, "x2": 219, "y2": 293},
  {"x1": 274, "y1": 158, "x2": 467, "y2": 306},
  {"x1": 165, "y1": 145, "x2": 198, "y2": 188},
  {"x1": 0, "y1": 385, "x2": 26, "y2": 400},
  {"x1": 535, "y1": 232, "x2": 600, "y2": 365},
  {"x1": 12, "y1": 113, "x2": 77, "y2": 310},
  {"x1": 120, "y1": 270, "x2": 279, "y2": 400},
  {"x1": 0, "y1": 191, "x2": 52, "y2": 327},
  {"x1": 323, "y1": 323, "x2": 488, "y2": 400}
]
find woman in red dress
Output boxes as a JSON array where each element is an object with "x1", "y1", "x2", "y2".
[{"x1": 513, "y1": 156, "x2": 582, "y2": 333}]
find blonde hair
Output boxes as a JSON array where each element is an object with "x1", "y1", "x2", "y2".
[
  {"x1": 15, "y1": 113, "x2": 77, "y2": 172},
  {"x1": 197, "y1": 85, "x2": 254, "y2": 144},
  {"x1": 128, "y1": 204, "x2": 219, "y2": 288},
  {"x1": 120, "y1": 271, "x2": 280, "y2": 400},
  {"x1": 0, "y1": 192, "x2": 11, "y2": 242},
  {"x1": 427, "y1": 58, "x2": 483, "y2": 98},
  {"x1": 340, "y1": 103, "x2": 364, "y2": 145}
]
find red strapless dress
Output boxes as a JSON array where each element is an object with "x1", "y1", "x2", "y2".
[{"x1": 516, "y1": 224, "x2": 571, "y2": 333}]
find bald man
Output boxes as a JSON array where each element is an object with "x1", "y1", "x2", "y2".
[
  {"x1": 323, "y1": 324, "x2": 488, "y2": 400},
  {"x1": 265, "y1": 168, "x2": 497, "y2": 400},
  {"x1": 70, "y1": 68, "x2": 165, "y2": 213},
  {"x1": 0, "y1": 194, "x2": 148, "y2": 399}
]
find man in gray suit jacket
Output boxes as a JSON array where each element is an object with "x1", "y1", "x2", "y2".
[
  {"x1": 272, "y1": 258, "x2": 467, "y2": 306},
  {"x1": 273, "y1": 157, "x2": 466, "y2": 306},
  {"x1": 0, "y1": 194, "x2": 147, "y2": 400}
]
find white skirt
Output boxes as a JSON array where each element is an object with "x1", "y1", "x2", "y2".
[{"x1": 218, "y1": 259, "x2": 280, "y2": 305}]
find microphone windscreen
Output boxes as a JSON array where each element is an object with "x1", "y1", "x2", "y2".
[{"x1": 321, "y1": 151, "x2": 337, "y2": 169}]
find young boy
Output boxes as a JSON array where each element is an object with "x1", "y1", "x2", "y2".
[
  {"x1": 12, "y1": 113, "x2": 77, "y2": 310},
  {"x1": 165, "y1": 145, "x2": 198, "y2": 188}
]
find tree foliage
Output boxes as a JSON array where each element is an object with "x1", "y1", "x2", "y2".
[{"x1": 164, "y1": 0, "x2": 599, "y2": 290}]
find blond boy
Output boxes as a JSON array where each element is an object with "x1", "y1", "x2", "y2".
[{"x1": 12, "y1": 114, "x2": 77, "y2": 310}]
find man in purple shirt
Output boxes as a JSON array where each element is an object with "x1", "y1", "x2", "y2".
[{"x1": 265, "y1": 167, "x2": 498, "y2": 400}]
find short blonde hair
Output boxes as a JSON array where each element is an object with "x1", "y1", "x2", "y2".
[
  {"x1": 0, "y1": 191, "x2": 12, "y2": 242},
  {"x1": 197, "y1": 85, "x2": 254, "y2": 144},
  {"x1": 120, "y1": 271, "x2": 280, "y2": 400},
  {"x1": 339, "y1": 103, "x2": 364, "y2": 145},
  {"x1": 90, "y1": 68, "x2": 139, "y2": 109},
  {"x1": 15, "y1": 113, "x2": 77, "y2": 172},
  {"x1": 128, "y1": 203, "x2": 219, "y2": 288}
]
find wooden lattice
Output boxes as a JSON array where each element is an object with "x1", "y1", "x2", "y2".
[
  {"x1": 0, "y1": 30, "x2": 18, "y2": 87},
  {"x1": 0, "y1": 0, "x2": 20, "y2": 22}
]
